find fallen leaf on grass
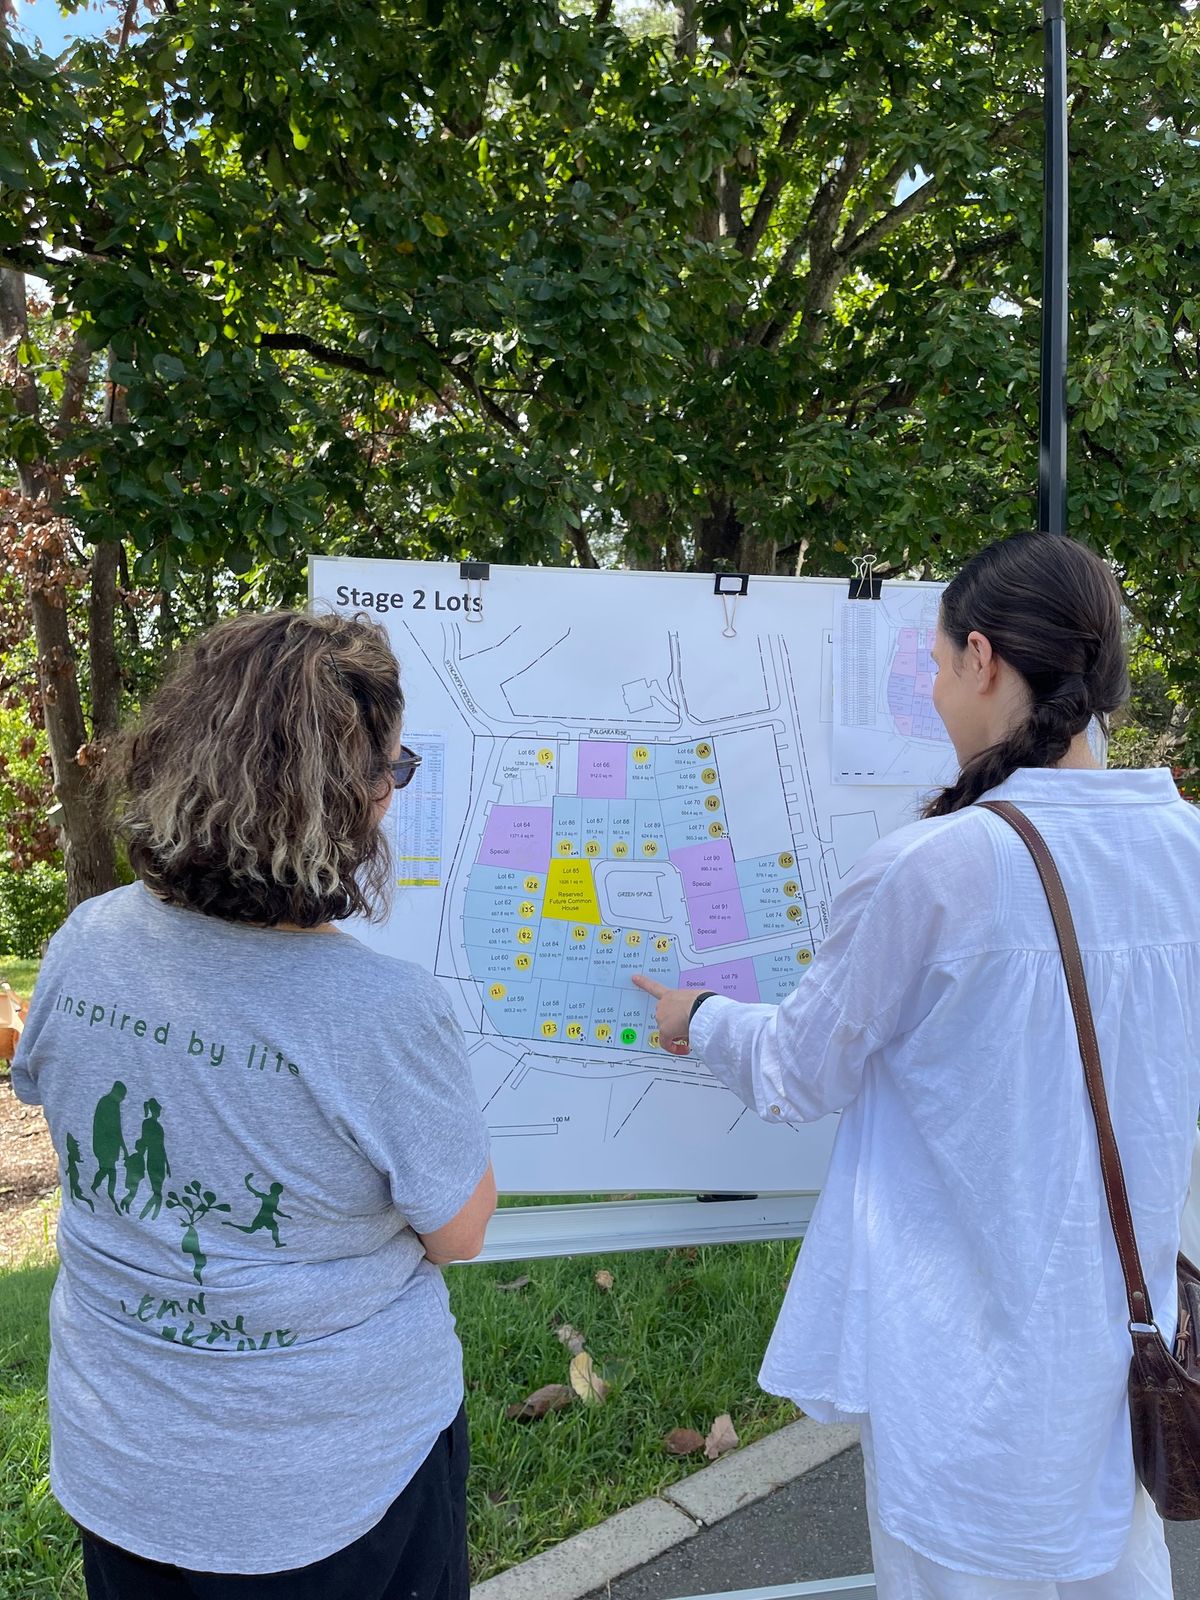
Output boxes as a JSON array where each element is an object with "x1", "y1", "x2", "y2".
[
  {"x1": 506, "y1": 1383, "x2": 573, "y2": 1420},
  {"x1": 569, "y1": 1350, "x2": 610, "y2": 1405},
  {"x1": 496, "y1": 1273, "x2": 531, "y2": 1293},
  {"x1": 555, "y1": 1323, "x2": 586, "y2": 1354},
  {"x1": 594, "y1": 1268, "x2": 614, "y2": 1291},
  {"x1": 704, "y1": 1413, "x2": 739, "y2": 1460},
  {"x1": 663, "y1": 1427, "x2": 706, "y2": 1456}
]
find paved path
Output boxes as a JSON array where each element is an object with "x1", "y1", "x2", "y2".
[{"x1": 583, "y1": 1446, "x2": 1200, "y2": 1600}]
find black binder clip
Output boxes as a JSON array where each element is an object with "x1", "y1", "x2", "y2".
[
  {"x1": 713, "y1": 573, "x2": 750, "y2": 638},
  {"x1": 460, "y1": 561, "x2": 489, "y2": 623},
  {"x1": 848, "y1": 553, "x2": 882, "y2": 601}
]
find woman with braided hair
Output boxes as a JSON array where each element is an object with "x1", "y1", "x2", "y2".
[{"x1": 637, "y1": 533, "x2": 1196, "y2": 1597}]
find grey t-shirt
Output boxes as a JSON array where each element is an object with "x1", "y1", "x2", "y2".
[{"x1": 12, "y1": 884, "x2": 490, "y2": 1573}]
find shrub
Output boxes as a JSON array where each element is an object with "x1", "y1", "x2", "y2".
[{"x1": 0, "y1": 865, "x2": 67, "y2": 958}]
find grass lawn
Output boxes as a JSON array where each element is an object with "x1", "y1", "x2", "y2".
[
  {"x1": 0, "y1": 1228, "x2": 799, "y2": 1592},
  {"x1": 0, "y1": 959, "x2": 40, "y2": 1000}
]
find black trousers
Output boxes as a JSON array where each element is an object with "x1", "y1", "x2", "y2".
[{"x1": 79, "y1": 1407, "x2": 469, "y2": 1600}]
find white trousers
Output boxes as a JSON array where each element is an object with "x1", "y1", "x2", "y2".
[{"x1": 861, "y1": 1424, "x2": 1175, "y2": 1600}]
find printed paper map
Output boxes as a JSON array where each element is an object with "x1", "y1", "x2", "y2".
[
  {"x1": 833, "y1": 594, "x2": 956, "y2": 786},
  {"x1": 310, "y1": 561, "x2": 946, "y2": 1193}
]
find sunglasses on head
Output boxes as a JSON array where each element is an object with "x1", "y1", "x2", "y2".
[{"x1": 390, "y1": 747, "x2": 422, "y2": 790}]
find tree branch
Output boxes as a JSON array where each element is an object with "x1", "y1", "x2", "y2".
[
  {"x1": 736, "y1": 104, "x2": 806, "y2": 259},
  {"x1": 259, "y1": 331, "x2": 524, "y2": 438}
]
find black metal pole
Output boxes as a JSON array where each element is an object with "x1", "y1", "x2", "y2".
[{"x1": 1038, "y1": 0, "x2": 1069, "y2": 534}]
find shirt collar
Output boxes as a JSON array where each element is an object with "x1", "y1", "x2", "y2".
[{"x1": 981, "y1": 766, "x2": 1182, "y2": 807}]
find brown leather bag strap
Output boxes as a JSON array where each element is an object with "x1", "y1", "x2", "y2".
[{"x1": 978, "y1": 799, "x2": 1156, "y2": 1328}]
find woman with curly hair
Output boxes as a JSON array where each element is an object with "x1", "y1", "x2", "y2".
[{"x1": 13, "y1": 610, "x2": 495, "y2": 1600}]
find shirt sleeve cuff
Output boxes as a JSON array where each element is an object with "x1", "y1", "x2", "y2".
[{"x1": 688, "y1": 994, "x2": 734, "y2": 1059}]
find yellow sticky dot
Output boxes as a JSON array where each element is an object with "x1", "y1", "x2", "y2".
[
  {"x1": 787, "y1": 905, "x2": 803, "y2": 922},
  {"x1": 783, "y1": 880, "x2": 799, "y2": 897},
  {"x1": 654, "y1": 936, "x2": 670, "y2": 952},
  {"x1": 708, "y1": 822, "x2": 725, "y2": 838},
  {"x1": 572, "y1": 925, "x2": 589, "y2": 941},
  {"x1": 585, "y1": 840, "x2": 601, "y2": 857},
  {"x1": 778, "y1": 851, "x2": 795, "y2": 869},
  {"x1": 524, "y1": 876, "x2": 541, "y2": 893},
  {"x1": 650, "y1": 1030, "x2": 661, "y2": 1048},
  {"x1": 613, "y1": 841, "x2": 630, "y2": 859},
  {"x1": 515, "y1": 953, "x2": 532, "y2": 971},
  {"x1": 488, "y1": 983, "x2": 507, "y2": 1000},
  {"x1": 566, "y1": 1022, "x2": 583, "y2": 1041},
  {"x1": 642, "y1": 840, "x2": 659, "y2": 857},
  {"x1": 556, "y1": 839, "x2": 574, "y2": 857},
  {"x1": 625, "y1": 931, "x2": 642, "y2": 948},
  {"x1": 796, "y1": 948, "x2": 813, "y2": 964},
  {"x1": 595, "y1": 1024, "x2": 612, "y2": 1042},
  {"x1": 517, "y1": 926, "x2": 534, "y2": 945},
  {"x1": 598, "y1": 929, "x2": 615, "y2": 945},
  {"x1": 537, "y1": 748, "x2": 555, "y2": 766},
  {"x1": 633, "y1": 746, "x2": 650, "y2": 764},
  {"x1": 704, "y1": 795, "x2": 721, "y2": 812},
  {"x1": 701, "y1": 767, "x2": 717, "y2": 785},
  {"x1": 540, "y1": 1020, "x2": 558, "y2": 1038},
  {"x1": 519, "y1": 901, "x2": 536, "y2": 919},
  {"x1": 695, "y1": 742, "x2": 712, "y2": 759}
]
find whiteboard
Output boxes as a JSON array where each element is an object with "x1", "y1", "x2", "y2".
[{"x1": 309, "y1": 560, "x2": 949, "y2": 1195}]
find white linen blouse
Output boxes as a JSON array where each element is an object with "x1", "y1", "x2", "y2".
[{"x1": 689, "y1": 767, "x2": 1200, "y2": 1582}]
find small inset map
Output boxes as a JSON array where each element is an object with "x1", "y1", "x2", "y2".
[{"x1": 832, "y1": 600, "x2": 955, "y2": 788}]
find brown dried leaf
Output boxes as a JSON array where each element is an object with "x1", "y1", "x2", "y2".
[
  {"x1": 569, "y1": 1350, "x2": 610, "y2": 1405},
  {"x1": 506, "y1": 1383, "x2": 573, "y2": 1421},
  {"x1": 495, "y1": 1273, "x2": 531, "y2": 1293},
  {"x1": 663, "y1": 1427, "x2": 706, "y2": 1456},
  {"x1": 594, "y1": 1268, "x2": 615, "y2": 1292},
  {"x1": 704, "y1": 1413, "x2": 739, "y2": 1460},
  {"x1": 555, "y1": 1323, "x2": 586, "y2": 1355}
]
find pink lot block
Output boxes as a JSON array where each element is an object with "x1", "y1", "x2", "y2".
[
  {"x1": 678, "y1": 958, "x2": 760, "y2": 1004},
  {"x1": 576, "y1": 741, "x2": 628, "y2": 799},
  {"x1": 670, "y1": 839, "x2": 738, "y2": 897},
  {"x1": 688, "y1": 891, "x2": 750, "y2": 950},
  {"x1": 476, "y1": 806, "x2": 553, "y2": 873}
]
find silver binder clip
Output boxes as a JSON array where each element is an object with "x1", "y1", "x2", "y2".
[
  {"x1": 848, "y1": 552, "x2": 881, "y2": 601},
  {"x1": 713, "y1": 573, "x2": 750, "y2": 638},
  {"x1": 460, "y1": 561, "x2": 489, "y2": 623}
]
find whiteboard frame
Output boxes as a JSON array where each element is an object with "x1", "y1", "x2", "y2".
[{"x1": 476, "y1": 1191, "x2": 816, "y2": 1262}]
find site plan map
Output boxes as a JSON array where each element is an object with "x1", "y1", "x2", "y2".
[{"x1": 310, "y1": 560, "x2": 948, "y2": 1193}]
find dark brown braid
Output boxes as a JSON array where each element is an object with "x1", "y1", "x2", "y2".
[{"x1": 923, "y1": 534, "x2": 1129, "y2": 818}]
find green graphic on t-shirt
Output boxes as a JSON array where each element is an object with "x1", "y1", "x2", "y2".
[
  {"x1": 67, "y1": 1082, "x2": 292, "y2": 1304},
  {"x1": 89, "y1": 1081, "x2": 129, "y2": 1210},
  {"x1": 165, "y1": 1182, "x2": 232, "y2": 1284},
  {"x1": 64, "y1": 1134, "x2": 95, "y2": 1213},
  {"x1": 221, "y1": 1173, "x2": 291, "y2": 1248},
  {"x1": 136, "y1": 1099, "x2": 171, "y2": 1219}
]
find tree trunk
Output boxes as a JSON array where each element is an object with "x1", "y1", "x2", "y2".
[
  {"x1": 1, "y1": 262, "x2": 119, "y2": 909},
  {"x1": 89, "y1": 540, "x2": 122, "y2": 740}
]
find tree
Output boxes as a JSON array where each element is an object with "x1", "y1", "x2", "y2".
[{"x1": 2, "y1": 1, "x2": 1198, "y2": 902}]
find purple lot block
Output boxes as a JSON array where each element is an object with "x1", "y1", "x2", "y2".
[
  {"x1": 576, "y1": 741, "x2": 627, "y2": 798},
  {"x1": 670, "y1": 839, "x2": 738, "y2": 896},
  {"x1": 476, "y1": 805, "x2": 553, "y2": 872},
  {"x1": 678, "y1": 958, "x2": 761, "y2": 1003},
  {"x1": 688, "y1": 891, "x2": 750, "y2": 950}
]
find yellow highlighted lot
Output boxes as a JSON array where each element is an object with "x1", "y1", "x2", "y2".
[{"x1": 542, "y1": 858, "x2": 602, "y2": 924}]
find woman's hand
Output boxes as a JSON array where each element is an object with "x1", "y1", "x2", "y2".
[{"x1": 632, "y1": 975, "x2": 700, "y2": 1056}]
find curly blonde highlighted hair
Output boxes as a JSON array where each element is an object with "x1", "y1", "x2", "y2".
[{"x1": 113, "y1": 610, "x2": 403, "y2": 926}]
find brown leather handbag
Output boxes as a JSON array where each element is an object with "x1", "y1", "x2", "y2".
[{"x1": 980, "y1": 799, "x2": 1200, "y2": 1520}]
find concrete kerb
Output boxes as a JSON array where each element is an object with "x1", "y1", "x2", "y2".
[{"x1": 471, "y1": 1418, "x2": 861, "y2": 1600}]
